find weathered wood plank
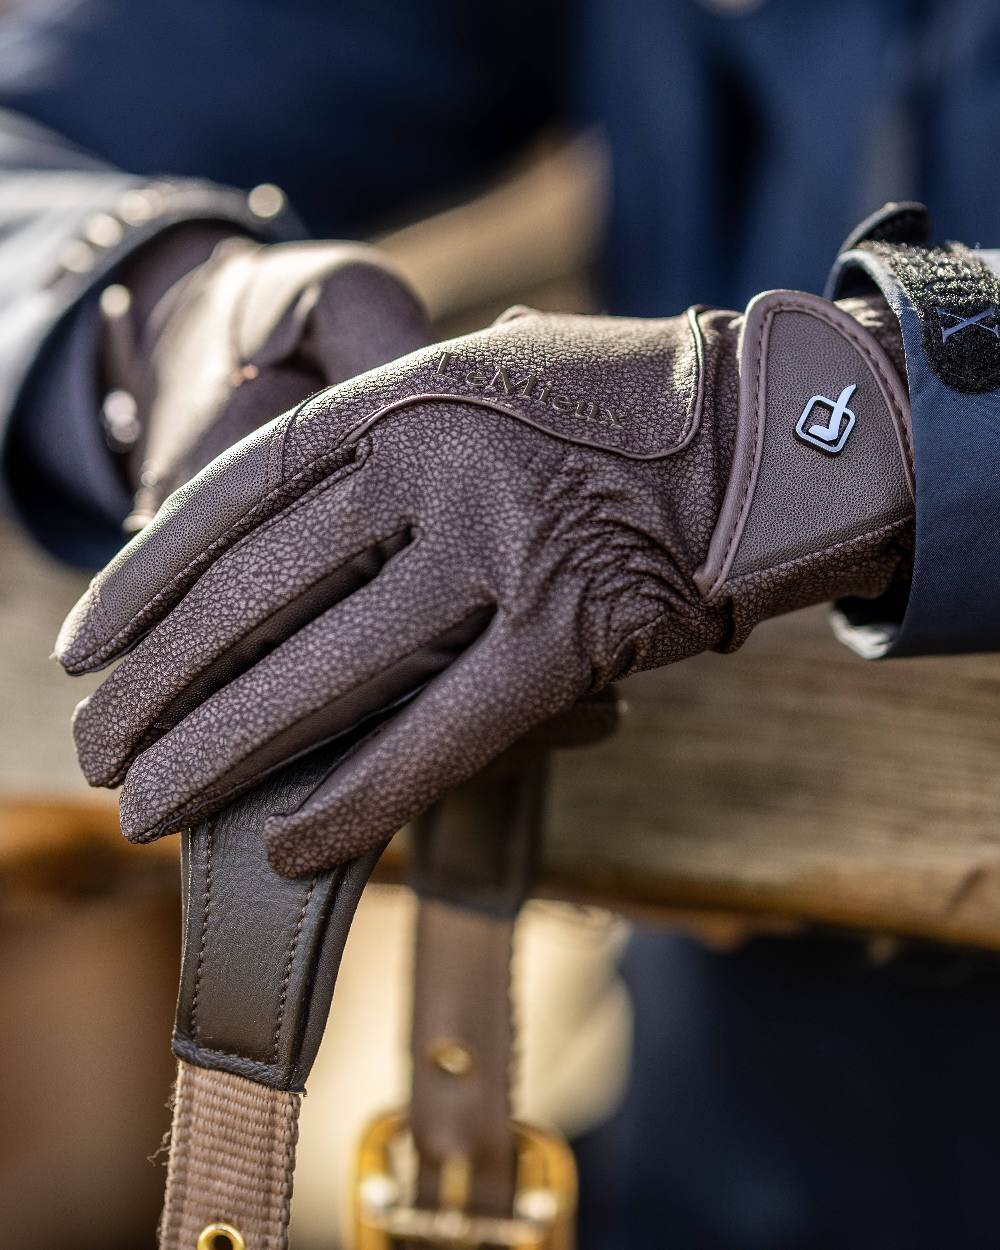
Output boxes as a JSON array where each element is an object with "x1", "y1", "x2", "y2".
[{"x1": 542, "y1": 612, "x2": 1000, "y2": 948}]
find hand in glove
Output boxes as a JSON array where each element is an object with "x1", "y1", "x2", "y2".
[
  {"x1": 58, "y1": 288, "x2": 914, "y2": 876},
  {"x1": 103, "y1": 235, "x2": 431, "y2": 527}
]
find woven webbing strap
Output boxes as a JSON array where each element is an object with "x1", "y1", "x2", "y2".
[{"x1": 160, "y1": 1060, "x2": 300, "y2": 1250}]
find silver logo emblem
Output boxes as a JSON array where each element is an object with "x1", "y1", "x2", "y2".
[
  {"x1": 936, "y1": 306, "x2": 1000, "y2": 343},
  {"x1": 795, "y1": 383, "x2": 857, "y2": 455}
]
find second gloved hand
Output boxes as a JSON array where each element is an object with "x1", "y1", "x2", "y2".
[
  {"x1": 58, "y1": 288, "x2": 915, "y2": 876},
  {"x1": 106, "y1": 236, "x2": 431, "y2": 527}
]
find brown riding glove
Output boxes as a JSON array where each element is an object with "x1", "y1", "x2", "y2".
[{"x1": 57, "y1": 288, "x2": 914, "y2": 877}]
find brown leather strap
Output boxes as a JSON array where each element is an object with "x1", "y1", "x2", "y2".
[
  {"x1": 173, "y1": 743, "x2": 380, "y2": 1091},
  {"x1": 411, "y1": 899, "x2": 518, "y2": 1217},
  {"x1": 408, "y1": 747, "x2": 547, "y2": 1220},
  {"x1": 160, "y1": 1061, "x2": 299, "y2": 1250},
  {"x1": 406, "y1": 693, "x2": 621, "y2": 1227}
]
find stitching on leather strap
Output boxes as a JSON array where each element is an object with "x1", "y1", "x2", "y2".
[
  {"x1": 172, "y1": 1036, "x2": 299, "y2": 1088},
  {"x1": 188, "y1": 820, "x2": 214, "y2": 1040},
  {"x1": 271, "y1": 878, "x2": 317, "y2": 1064}
]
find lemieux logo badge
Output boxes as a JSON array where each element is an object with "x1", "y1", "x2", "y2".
[{"x1": 794, "y1": 383, "x2": 858, "y2": 455}]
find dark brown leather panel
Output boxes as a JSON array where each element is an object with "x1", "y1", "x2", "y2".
[
  {"x1": 174, "y1": 743, "x2": 381, "y2": 1091},
  {"x1": 407, "y1": 745, "x2": 552, "y2": 1218},
  {"x1": 410, "y1": 899, "x2": 518, "y2": 1217}
]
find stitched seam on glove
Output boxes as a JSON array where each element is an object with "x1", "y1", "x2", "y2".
[
  {"x1": 705, "y1": 301, "x2": 768, "y2": 601},
  {"x1": 328, "y1": 378, "x2": 706, "y2": 466}
]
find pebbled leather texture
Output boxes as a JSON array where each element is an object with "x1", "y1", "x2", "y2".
[
  {"x1": 58, "y1": 290, "x2": 914, "y2": 878},
  {"x1": 174, "y1": 742, "x2": 379, "y2": 1091}
]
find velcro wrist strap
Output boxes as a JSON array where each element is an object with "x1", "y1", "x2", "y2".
[{"x1": 826, "y1": 203, "x2": 1000, "y2": 656}]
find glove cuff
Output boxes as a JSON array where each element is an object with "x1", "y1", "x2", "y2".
[{"x1": 695, "y1": 287, "x2": 915, "y2": 650}]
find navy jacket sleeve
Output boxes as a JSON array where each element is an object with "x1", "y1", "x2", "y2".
[
  {"x1": 0, "y1": 114, "x2": 292, "y2": 563},
  {"x1": 0, "y1": 0, "x2": 561, "y2": 565}
]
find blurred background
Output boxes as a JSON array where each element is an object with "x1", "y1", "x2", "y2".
[{"x1": 4, "y1": 2, "x2": 1000, "y2": 1248}]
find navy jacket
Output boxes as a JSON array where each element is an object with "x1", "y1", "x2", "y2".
[{"x1": 0, "y1": 0, "x2": 998, "y2": 565}]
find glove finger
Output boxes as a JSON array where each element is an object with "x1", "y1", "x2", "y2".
[
  {"x1": 116, "y1": 551, "x2": 494, "y2": 844},
  {"x1": 54, "y1": 387, "x2": 375, "y2": 676},
  {"x1": 262, "y1": 626, "x2": 584, "y2": 878},
  {"x1": 72, "y1": 473, "x2": 414, "y2": 787},
  {"x1": 294, "y1": 245, "x2": 431, "y2": 381}
]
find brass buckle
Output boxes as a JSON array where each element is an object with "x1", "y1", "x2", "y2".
[{"x1": 354, "y1": 1111, "x2": 577, "y2": 1249}]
